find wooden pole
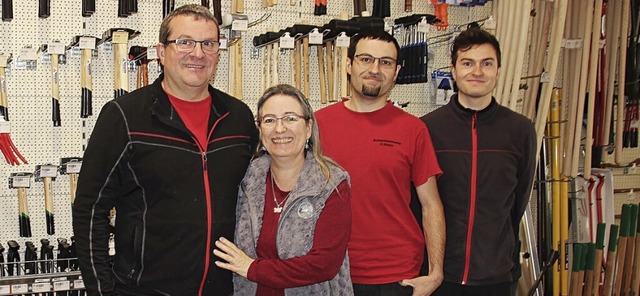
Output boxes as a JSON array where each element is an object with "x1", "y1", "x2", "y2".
[
  {"x1": 602, "y1": 224, "x2": 620, "y2": 296},
  {"x1": 584, "y1": 0, "x2": 604, "y2": 178},
  {"x1": 591, "y1": 223, "x2": 607, "y2": 296},
  {"x1": 613, "y1": 205, "x2": 632, "y2": 296},
  {"x1": 507, "y1": 0, "x2": 531, "y2": 111},
  {"x1": 602, "y1": 0, "x2": 621, "y2": 151},
  {"x1": 614, "y1": 0, "x2": 630, "y2": 164}
]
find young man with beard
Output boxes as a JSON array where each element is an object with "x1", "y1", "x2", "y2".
[
  {"x1": 315, "y1": 29, "x2": 445, "y2": 296},
  {"x1": 73, "y1": 4, "x2": 258, "y2": 295},
  {"x1": 421, "y1": 28, "x2": 536, "y2": 296}
]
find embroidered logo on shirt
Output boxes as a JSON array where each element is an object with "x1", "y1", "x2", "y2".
[{"x1": 373, "y1": 139, "x2": 401, "y2": 147}]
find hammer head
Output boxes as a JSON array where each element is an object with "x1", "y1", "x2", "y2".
[
  {"x1": 129, "y1": 46, "x2": 148, "y2": 64},
  {"x1": 8, "y1": 172, "x2": 32, "y2": 189},
  {"x1": 59, "y1": 157, "x2": 82, "y2": 175},
  {"x1": 35, "y1": 164, "x2": 58, "y2": 182}
]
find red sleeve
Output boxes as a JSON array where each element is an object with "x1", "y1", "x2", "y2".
[
  {"x1": 412, "y1": 123, "x2": 442, "y2": 187},
  {"x1": 247, "y1": 180, "x2": 351, "y2": 288}
]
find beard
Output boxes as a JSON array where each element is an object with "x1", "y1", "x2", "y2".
[{"x1": 362, "y1": 85, "x2": 382, "y2": 97}]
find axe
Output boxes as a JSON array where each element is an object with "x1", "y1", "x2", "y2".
[
  {"x1": 35, "y1": 164, "x2": 58, "y2": 235},
  {"x1": 9, "y1": 172, "x2": 33, "y2": 238},
  {"x1": 101, "y1": 28, "x2": 141, "y2": 98},
  {"x1": 59, "y1": 157, "x2": 82, "y2": 206}
]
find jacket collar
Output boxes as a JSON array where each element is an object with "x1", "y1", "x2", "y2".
[
  {"x1": 149, "y1": 74, "x2": 228, "y2": 130},
  {"x1": 449, "y1": 93, "x2": 499, "y2": 121},
  {"x1": 243, "y1": 151, "x2": 327, "y2": 200}
]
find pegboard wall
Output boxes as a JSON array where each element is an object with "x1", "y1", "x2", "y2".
[{"x1": 0, "y1": 0, "x2": 495, "y2": 244}]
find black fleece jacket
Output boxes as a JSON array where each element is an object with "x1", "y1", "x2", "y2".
[
  {"x1": 73, "y1": 76, "x2": 258, "y2": 296},
  {"x1": 421, "y1": 95, "x2": 536, "y2": 285}
]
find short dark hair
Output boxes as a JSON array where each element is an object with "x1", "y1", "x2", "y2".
[
  {"x1": 451, "y1": 28, "x2": 501, "y2": 67},
  {"x1": 159, "y1": 4, "x2": 219, "y2": 44},
  {"x1": 347, "y1": 29, "x2": 401, "y2": 62}
]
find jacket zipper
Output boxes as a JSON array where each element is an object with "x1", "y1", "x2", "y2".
[
  {"x1": 198, "y1": 112, "x2": 227, "y2": 295},
  {"x1": 462, "y1": 112, "x2": 478, "y2": 284}
]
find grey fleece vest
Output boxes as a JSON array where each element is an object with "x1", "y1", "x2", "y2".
[{"x1": 234, "y1": 152, "x2": 354, "y2": 296}]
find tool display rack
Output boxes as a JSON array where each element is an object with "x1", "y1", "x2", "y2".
[
  {"x1": 4, "y1": 0, "x2": 637, "y2": 293},
  {"x1": 0, "y1": 257, "x2": 84, "y2": 294},
  {"x1": 0, "y1": 0, "x2": 492, "y2": 246}
]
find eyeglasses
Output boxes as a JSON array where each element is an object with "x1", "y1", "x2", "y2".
[
  {"x1": 354, "y1": 54, "x2": 397, "y2": 69},
  {"x1": 258, "y1": 114, "x2": 307, "y2": 128},
  {"x1": 164, "y1": 38, "x2": 220, "y2": 54}
]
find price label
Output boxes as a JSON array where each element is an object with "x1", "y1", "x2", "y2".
[
  {"x1": 279, "y1": 34, "x2": 295, "y2": 49},
  {"x1": 232, "y1": 19, "x2": 248, "y2": 31},
  {"x1": 540, "y1": 72, "x2": 551, "y2": 83},
  {"x1": 39, "y1": 164, "x2": 58, "y2": 178},
  {"x1": 11, "y1": 284, "x2": 28, "y2": 294},
  {"x1": 20, "y1": 47, "x2": 38, "y2": 61},
  {"x1": 0, "y1": 121, "x2": 10, "y2": 133},
  {"x1": 336, "y1": 33, "x2": 350, "y2": 48},
  {"x1": 32, "y1": 282, "x2": 51, "y2": 292},
  {"x1": 0, "y1": 285, "x2": 11, "y2": 295},
  {"x1": 79, "y1": 37, "x2": 96, "y2": 49},
  {"x1": 417, "y1": 20, "x2": 430, "y2": 33},
  {"x1": 73, "y1": 279, "x2": 85, "y2": 289},
  {"x1": 147, "y1": 47, "x2": 158, "y2": 60},
  {"x1": 66, "y1": 161, "x2": 82, "y2": 174},
  {"x1": 112, "y1": 31, "x2": 130, "y2": 44},
  {"x1": 12, "y1": 175, "x2": 31, "y2": 187},
  {"x1": 48, "y1": 42, "x2": 65, "y2": 55},
  {"x1": 309, "y1": 30, "x2": 323, "y2": 45},
  {"x1": 53, "y1": 281, "x2": 70, "y2": 291},
  {"x1": 219, "y1": 36, "x2": 228, "y2": 50}
]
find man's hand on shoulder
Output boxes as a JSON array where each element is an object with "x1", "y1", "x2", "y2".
[{"x1": 400, "y1": 273, "x2": 444, "y2": 296}]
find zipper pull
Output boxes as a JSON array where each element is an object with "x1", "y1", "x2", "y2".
[
  {"x1": 472, "y1": 113, "x2": 477, "y2": 129},
  {"x1": 202, "y1": 152, "x2": 208, "y2": 171}
]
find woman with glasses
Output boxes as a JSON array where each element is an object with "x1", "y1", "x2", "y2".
[{"x1": 214, "y1": 84, "x2": 354, "y2": 295}]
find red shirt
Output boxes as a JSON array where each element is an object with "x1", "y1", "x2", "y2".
[
  {"x1": 167, "y1": 93, "x2": 212, "y2": 150},
  {"x1": 315, "y1": 101, "x2": 442, "y2": 284}
]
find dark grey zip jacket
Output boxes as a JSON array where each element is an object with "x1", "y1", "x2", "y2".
[
  {"x1": 421, "y1": 95, "x2": 536, "y2": 285},
  {"x1": 73, "y1": 75, "x2": 258, "y2": 296}
]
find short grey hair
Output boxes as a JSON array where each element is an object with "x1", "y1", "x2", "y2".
[{"x1": 158, "y1": 4, "x2": 219, "y2": 44}]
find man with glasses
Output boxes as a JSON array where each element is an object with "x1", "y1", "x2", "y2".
[
  {"x1": 73, "y1": 4, "x2": 258, "y2": 295},
  {"x1": 316, "y1": 29, "x2": 445, "y2": 296}
]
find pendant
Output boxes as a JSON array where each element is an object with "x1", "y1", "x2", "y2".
[{"x1": 274, "y1": 206, "x2": 282, "y2": 213}]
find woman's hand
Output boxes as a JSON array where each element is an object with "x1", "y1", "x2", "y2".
[{"x1": 213, "y1": 237, "x2": 255, "y2": 278}]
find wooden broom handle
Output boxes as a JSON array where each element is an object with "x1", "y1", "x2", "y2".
[{"x1": 317, "y1": 44, "x2": 327, "y2": 104}]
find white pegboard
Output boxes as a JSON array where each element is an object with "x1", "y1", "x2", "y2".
[{"x1": 0, "y1": 0, "x2": 494, "y2": 244}]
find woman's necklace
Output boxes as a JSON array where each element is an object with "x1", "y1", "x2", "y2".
[{"x1": 271, "y1": 173, "x2": 292, "y2": 213}]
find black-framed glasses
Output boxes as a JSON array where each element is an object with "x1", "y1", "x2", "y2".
[
  {"x1": 257, "y1": 114, "x2": 307, "y2": 128},
  {"x1": 164, "y1": 38, "x2": 220, "y2": 54},
  {"x1": 354, "y1": 54, "x2": 397, "y2": 69}
]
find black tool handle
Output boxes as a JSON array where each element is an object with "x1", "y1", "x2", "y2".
[
  {"x1": 2, "y1": 0, "x2": 13, "y2": 21},
  {"x1": 39, "y1": 0, "x2": 50, "y2": 18}
]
